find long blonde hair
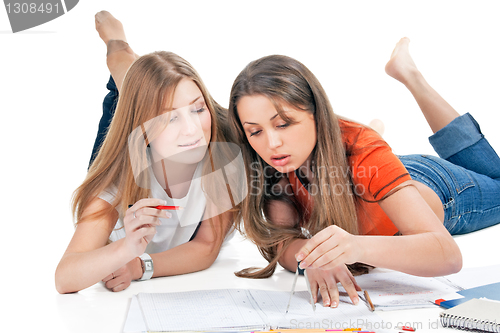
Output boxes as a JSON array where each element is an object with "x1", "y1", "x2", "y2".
[
  {"x1": 228, "y1": 55, "x2": 360, "y2": 278},
  {"x1": 72, "y1": 51, "x2": 231, "y2": 229}
]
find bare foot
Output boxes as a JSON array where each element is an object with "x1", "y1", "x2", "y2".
[
  {"x1": 385, "y1": 37, "x2": 420, "y2": 85},
  {"x1": 368, "y1": 119, "x2": 385, "y2": 136},
  {"x1": 95, "y1": 11, "x2": 127, "y2": 45},
  {"x1": 95, "y1": 11, "x2": 139, "y2": 91}
]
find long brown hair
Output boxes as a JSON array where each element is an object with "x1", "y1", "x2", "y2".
[
  {"x1": 228, "y1": 55, "x2": 360, "y2": 278},
  {"x1": 72, "y1": 51, "x2": 231, "y2": 235}
]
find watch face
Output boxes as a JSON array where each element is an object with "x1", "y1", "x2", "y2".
[{"x1": 145, "y1": 261, "x2": 153, "y2": 271}]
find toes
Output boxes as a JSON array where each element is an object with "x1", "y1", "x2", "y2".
[{"x1": 95, "y1": 10, "x2": 112, "y2": 25}]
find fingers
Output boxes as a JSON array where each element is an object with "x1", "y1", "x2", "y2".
[
  {"x1": 102, "y1": 273, "x2": 114, "y2": 283},
  {"x1": 334, "y1": 266, "x2": 360, "y2": 305},
  {"x1": 128, "y1": 198, "x2": 167, "y2": 212},
  {"x1": 102, "y1": 267, "x2": 132, "y2": 292},
  {"x1": 309, "y1": 276, "x2": 318, "y2": 304},
  {"x1": 136, "y1": 224, "x2": 157, "y2": 244},
  {"x1": 306, "y1": 268, "x2": 339, "y2": 308},
  {"x1": 296, "y1": 226, "x2": 337, "y2": 262},
  {"x1": 128, "y1": 198, "x2": 172, "y2": 220},
  {"x1": 126, "y1": 198, "x2": 172, "y2": 232},
  {"x1": 104, "y1": 276, "x2": 130, "y2": 292},
  {"x1": 304, "y1": 237, "x2": 342, "y2": 269},
  {"x1": 297, "y1": 226, "x2": 357, "y2": 270},
  {"x1": 132, "y1": 206, "x2": 172, "y2": 221},
  {"x1": 318, "y1": 281, "x2": 340, "y2": 308},
  {"x1": 128, "y1": 214, "x2": 161, "y2": 231},
  {"x1": 307, "y1": 265, "x2": 361, "y2": 308}
]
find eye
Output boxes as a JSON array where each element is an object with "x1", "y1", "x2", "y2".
[
  {"x1": 249, "y1": 130, "x2": 261, "y2": 137},
  {"x1": 193, "y1": 106, "x2": 206, "y2": 114},
  {"x1": 277, "y1": 123, "x2": 289, "y2": 129},
  {"x1": 169, "y1": 115, "x2": 177, "y2": 123}
]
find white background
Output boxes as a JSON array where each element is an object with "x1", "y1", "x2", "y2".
[{"x1": 1, "y1": 1, "x2": 500, "y2": 332}]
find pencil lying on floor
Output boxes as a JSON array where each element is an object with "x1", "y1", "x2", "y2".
[{"x1": 364, "y1": 290, "x2": 375, "y2": 312}]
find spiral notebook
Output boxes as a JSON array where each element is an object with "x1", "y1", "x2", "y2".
[{"x1": 440, "y1": 298, "x2": 500, "y2": 332}]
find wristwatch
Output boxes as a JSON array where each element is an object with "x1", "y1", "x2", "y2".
[{"x1": 138, "y1": 253, "x2": 154, "y2": 281}]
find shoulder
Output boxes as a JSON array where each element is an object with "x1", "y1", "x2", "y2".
[
  {"x1": 338, "y1": 118, "x2": 410, "y2": 200},
  {"x1": 339, "y1": 118, "x2": 388, "y2": 153},
  {"x1": 98, "y1": 184, "x2": 118, "y2": 205}
]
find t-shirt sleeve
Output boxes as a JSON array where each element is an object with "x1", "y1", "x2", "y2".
[
  {"x1": 98, "y1": 185, "x2": 118, "y2": 206},
  {"x1": 348, "y1": 128, "x2": 411, "y2": 201}
]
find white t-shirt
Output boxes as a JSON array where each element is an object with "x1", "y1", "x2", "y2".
[{"x1": 99, "y1": 162, "x2": 206, "y2": 254}]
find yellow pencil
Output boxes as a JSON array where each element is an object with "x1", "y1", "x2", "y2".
[{"x1": 364, "y1": 290, "x2": 375, "y2": 312}]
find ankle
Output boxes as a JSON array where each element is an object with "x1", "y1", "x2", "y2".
[{"x1": 106, "y1": 39, "x2": 132, "y2": 56}]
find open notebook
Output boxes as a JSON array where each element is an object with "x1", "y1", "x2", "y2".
[{"x1": 124, "y1": 289, "x2": 380, "y2": 332}]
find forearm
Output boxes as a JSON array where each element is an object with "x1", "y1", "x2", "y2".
[
  {"x1": 150, "y1": 239, "x2": 221, "y2": 277},
  {"x1": 357, "y1": 231, "x2": 462, "y2": 276},
  {"x1": 55, "y1": 238, "x2": 134, "y2": 294}
]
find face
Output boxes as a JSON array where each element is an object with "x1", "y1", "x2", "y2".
[
  {"x1": 149, "y1": 78, "x2": 212, "y2": 165},
  {"x1": 237, "y1": 94, "x2": 317, "y2": 174}
]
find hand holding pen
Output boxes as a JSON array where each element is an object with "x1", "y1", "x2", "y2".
[
  {"x1": 123, "y1": 198, "x2": 174, "y2": 257},
  {"x1": 102, "y1": 200, "x2": 180, "y2": 292}
]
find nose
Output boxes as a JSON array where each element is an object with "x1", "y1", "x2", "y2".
[
  {"x1": 267, "y1": 130, "x2": 282, "y2": 149},
  {"x1": 180, "y1": 114, "x2": 198, "y2": 136}
]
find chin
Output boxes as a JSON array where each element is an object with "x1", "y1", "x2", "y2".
[
  {"x1": 271, "y1": 164, "x2": 298, "y2": 174},
  {"x1": 167, "y1": 145, "x2": 208, "y2": 165}
]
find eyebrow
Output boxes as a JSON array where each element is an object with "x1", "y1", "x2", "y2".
[
  {"x1": 165, "y1": 95, "x2": 203, "y2": 111},
  {"x1": 243, "y1": 113, "x2": 279, "y2": 126}
]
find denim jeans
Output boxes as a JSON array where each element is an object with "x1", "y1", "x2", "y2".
[
  {"x1": 399, "y1": 113, "x2": 500, "y2": 235},
  {"x1": 89, "y1": 75, "x2": 118, "y2": 168}
]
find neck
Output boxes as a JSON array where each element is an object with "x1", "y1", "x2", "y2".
[
  {"x1": 297, "y1": 154, "x2": 315, "y2": 184},
  {"x1": 152, "y1": 159, "x2": 198, "y2": 199}
]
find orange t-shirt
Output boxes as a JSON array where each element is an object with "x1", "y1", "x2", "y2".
[{"x1": 287, "y1": 119, "x2": 411, "y2": 236}]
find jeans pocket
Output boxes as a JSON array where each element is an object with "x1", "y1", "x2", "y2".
[{"x1": 418, "y1": 155, "x2": 475, "y2": 197}]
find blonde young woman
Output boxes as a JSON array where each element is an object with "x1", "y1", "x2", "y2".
[
  {"x1": 228, "y1": 38, "x2": 500, "y2": 308},
  {"x1": 55, "y1": 12, "x2": 236, "y2": 293}
]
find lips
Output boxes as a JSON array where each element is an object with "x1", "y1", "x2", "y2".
[
  {"x1": 270, "y1": 154, "x2": 291, "y2": 167},
  {"x1": 178, "y1": 138, "x2": 202, "y2": 148}
]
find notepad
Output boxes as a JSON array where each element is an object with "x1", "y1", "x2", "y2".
[
  {"x1": 130, "y1": 289, "x2": 380, "y2": 332},
  {"x1": 353, "y1": 271, "x2": 459, "y2": 310},
  {"x1": 440, "y1": 298, "x2": 500, "y2": 332}
]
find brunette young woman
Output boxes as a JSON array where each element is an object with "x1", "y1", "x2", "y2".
[
  {"x1": 228, "y1": 38, "x2": 500, "y2": 308},
  {"x1": 55, "y1": 12, "x2": 237, "y2": 293}
]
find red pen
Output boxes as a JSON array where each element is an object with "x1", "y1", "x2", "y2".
[
  {"x1": 155, "y1": 205, "x2": 183, "y2": 210},
  {"x1": 396, "y1": 326, "x2": 416, "y2": 332}
]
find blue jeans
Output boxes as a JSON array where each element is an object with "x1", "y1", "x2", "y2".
[
  {"x1": 399, "y1": 113, "x2": 500, "y2": 235},
  {"x1": 89, "y1": 75, "x2": 118, "y2": 168}
]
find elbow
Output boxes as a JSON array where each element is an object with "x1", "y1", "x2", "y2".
[
  {"x1": 199, "y1": 243, "x2": 220, "y2": 270},
  {"x1": 55, "y1": 265, "x2": 78, "y2": 294},
  {"x1": 442, "y1": 243, "x2": 463, "y2": 275},
  {"x1": 55, "y1": 283, "x2": 73, "y2": 295},
  {"x1": 448, "y1": 248, "x2": 463, "y2": 274}
]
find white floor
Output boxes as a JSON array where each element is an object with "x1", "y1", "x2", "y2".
[{"x1": 1, "y1": 1, "x2": 500, "y2": 332}]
